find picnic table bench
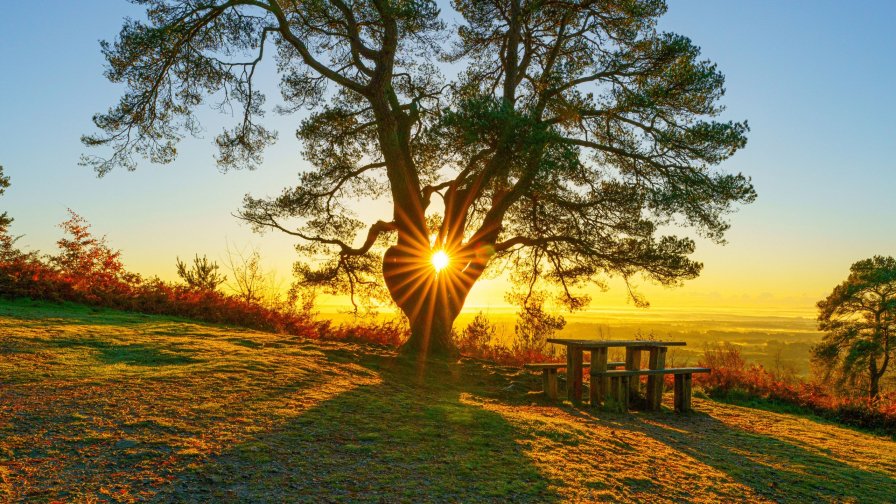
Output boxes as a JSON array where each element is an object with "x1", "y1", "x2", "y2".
[
  {"x1": 591, "y1": 367, "x2": 710, "y2": 412},
  {"x1": 523, "y1": 339, "x2": 709, "y2": 413},
  {"x1": 524, "y1": 361, "x2": 626, "y2": 400}
]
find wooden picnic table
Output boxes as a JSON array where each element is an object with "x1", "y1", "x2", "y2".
[{"x1": 546, "y1": 339, "x2": 687, "y2": 409}]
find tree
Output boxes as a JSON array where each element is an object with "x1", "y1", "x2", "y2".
[
  {"x1": 0, "y1": 165, "x2": 17, "y2": 261},
  {"x1": 223, "y1": 243, "x2": 277, "y2": 305},
  {"x1": 83, "y1": 1, "x2": 755, "y2": 359},
  {"x1": 813, "y1": 256, "x2": 896, "y2": 400},
  {"x1": 457, "y1": 311, "x2": 498, "y2": 354},
  {"x1": 176, "y1": 254, "x2": 226, "y2": 291},
  {"x1": 510, "y1": 291, "x2": 565, "y2": 356},
  {"x1": 52, "y1": 210, "x2": 138, "y2": 296}
]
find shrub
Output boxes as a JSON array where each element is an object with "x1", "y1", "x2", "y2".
[
  {"x1": 457, "y1": 312, "x2": 496, "y2": 353},
  {"x1": 176, "y1": 254, "x2": 226, "y2": 291},
  {"x1": 328, "y1": 318, "x2": 407, "y2": 347},
  {"x1": 696, "y1": 343, "x2": 896, "y2": 435},
  {"x1": 453, "y1": 311, "x2": 555, "y2": 366},
  {"x1": 51, "y1": 210, "x2": 139, "y2": 304}
]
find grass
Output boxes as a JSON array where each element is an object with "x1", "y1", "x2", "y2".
[{"x1": 1, "y1": 298, "x2": 895, "y2": 502}]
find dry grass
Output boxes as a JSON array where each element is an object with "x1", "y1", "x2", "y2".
[{"x1": 1, "y1": 299, "x2": 895, "y2": 503}]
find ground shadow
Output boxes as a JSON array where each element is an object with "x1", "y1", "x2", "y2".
[
  {"x1": 153, "y1": 361, "x2": 559, "y2": 503},
  {"x1": 44, "y1": 337, "x2": 200, "y2": 366},
  {"x1": 611, "y1": 407, "x2": 896, "y2": 502}
]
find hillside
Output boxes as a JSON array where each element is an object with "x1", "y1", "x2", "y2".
[{"x1": 1, "y1": 299, "x2": 894, "y2": 503}]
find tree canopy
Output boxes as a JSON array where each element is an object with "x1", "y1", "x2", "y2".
[
  {"x1": 814, "y1": 256, "x2": 896, "y2": 400},
  {"x1": 84, "y1": 0, "x2": 755, "y2": 358}
]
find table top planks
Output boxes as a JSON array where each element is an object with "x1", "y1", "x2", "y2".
[{"x1": 546, "y1": 339, "x2": 687, "y2": 348}]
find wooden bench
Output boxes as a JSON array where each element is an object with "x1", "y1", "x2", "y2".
[
  {"x1": 524, "y1": 361, "x2": 625, "y2": 400},
  {"x1": 590, "y1": 367, "x2": 710, "y2": 412}
]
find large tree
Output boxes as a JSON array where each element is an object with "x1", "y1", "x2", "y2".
[
  {"x1": 83, "y1": 0, "x2": 755, "y2": 359},
  {"x1": 814, "y1": 256, "x2": 896, "y2": 400}
]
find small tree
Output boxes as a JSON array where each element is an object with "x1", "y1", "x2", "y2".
[
  {"x1": 223, "y1": 244, "x2": 280, "y2": 305},
  {"x1": 510, "y1": 291, "x2": 565, "y2": 356},
  {"x1": 176, "y1": 254, "x2": 226, "y2": 291},
  {"x1": 813, "y1": 256, "x2": 896, "y2": 400},
  {"x1": 457, "y1": 311, "x2": 497, "y2": 353},
  {"x1": 52, "y1": 210, "x2": 137, "y2": 296}
]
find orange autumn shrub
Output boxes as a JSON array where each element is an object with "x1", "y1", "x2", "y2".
[
  {"x1": 0, "y1": 211, "x2": 324, "y2": 340},
  {"x1": 327, "y1": 319, "x2": 407, "y2": 347},
  {"x1": 696, "y1": 343, "x2": 896, "y2": 435}
]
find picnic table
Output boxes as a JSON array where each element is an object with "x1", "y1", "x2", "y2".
[{"x1": 545, "y1": 339, "x2": 695, "y2": 410}]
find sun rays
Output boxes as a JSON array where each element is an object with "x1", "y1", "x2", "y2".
[{"x1": 431, "y1": 250, "x2": 450, "y2": 272}]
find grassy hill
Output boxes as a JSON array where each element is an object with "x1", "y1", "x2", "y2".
[{"x1": 1, "y1": 299, "x2": 894, "y2": 503}]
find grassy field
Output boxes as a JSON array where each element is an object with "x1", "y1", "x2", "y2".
[{"x1": 1, "y1": 299, "x2": 895, "y2": 502}]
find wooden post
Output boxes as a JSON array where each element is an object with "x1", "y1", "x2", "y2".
[
  {"x1": 674, "y1": 374, "x2": 684, "y2": 412},
  {"x1": 566, "y1": 347, "x2": 584, "y2": 403},
  {"x1": 544, "y1": 369, "x2": 559, "y2": 400},
  {"x1": 565, "y1": 347, "x2": 573, "y2": 400},
  {"x1": 589, "y1": 348, "x2": 608, "y2": 407},
  {"x1": 607, "y1": 377, "x2": 617, "y2": 412},
  {"x1": 624, "y1": 348, "x2": 641, "y2": 404},
  {"x1": 610, "y1": 376, "x2": 627, "y2": 412},
  {"x1": 620, "y1": 376, "x2": 630, "y2": 411},
  {"x1": 646, "y1": 347, "x2": 667, "y2": 410},
  {"x1": 682, "y1": 373, "x2": 692, "y2": 412}
]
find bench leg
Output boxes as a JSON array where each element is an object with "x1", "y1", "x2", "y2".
[
  {"x1": 544, "y1": 369, "x2": 559, "y2": 400},
  {"x1": 624, "y1": 348, "x2": 641, "y2": 404},
  {"x1": 646, "y1": 347, "x2": 667, "y2": 410},
  {"x1": 608, "y1": 377, "x2": 618, "y2": 411},
  {"x1": 589, "y1": 348, "x2": 608, "y2": 407},
  {"x1": 607, "y1": 376, "x2": 627, "y2": 412},
  {"x1": 619, "y1": 376, "x2": 630, "y2": 411},
  {"x1": 674, "y1": 373, "x2": 693, "y2": 412},
  {"x1": 567, "y1": 347, "x2": 584, "y2": 404},
  {"x1": 674, "y1": 374, "x2": 684, "y2": 412}
]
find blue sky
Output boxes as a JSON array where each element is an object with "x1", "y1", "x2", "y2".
[{"x1": 0, "y1": 1, "x2": 894, "y2": 314}]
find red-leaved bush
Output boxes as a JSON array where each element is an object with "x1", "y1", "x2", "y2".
[
  {"x1": 0, "y1": 211, "x2": 331, "y2": 340},
  {"x1": 696, "y1": 343, "x2": 896, "y2": 435}
]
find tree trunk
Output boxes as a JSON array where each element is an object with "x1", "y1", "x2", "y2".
[
  {"x1": 402, "y1": 298, "x2": 459, "y2": 359},
  {"x1": 869, "y1": 360, "x2": 881, "y2": 401},
  {"x1": 383, "y1": 245, "x2": 477, "y2": 360}
]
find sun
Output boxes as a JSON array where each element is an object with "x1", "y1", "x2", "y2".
[{"x1": 431, "y1": 250, "x2": 450, "y2": 272}]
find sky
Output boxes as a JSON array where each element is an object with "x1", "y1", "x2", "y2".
[{"x1": 1, "y1": 1, "x2": 894, "y2": 317}]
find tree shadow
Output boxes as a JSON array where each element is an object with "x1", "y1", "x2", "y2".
[
  {"x1": 615, "y1": 407, "x2": 896, "y2": 502},
  {"x1": 153, "y1": 360, "x2": 559, "y2": 503},
  {"x1": 44, "y1": 337, "x2": 200, "y2": 366}
]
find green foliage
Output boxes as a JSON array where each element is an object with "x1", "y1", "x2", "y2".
[
  {"x1": 813, "y1": 256, "x2": 896, "y2": 400},
  {"x1": 457, "y1": 311, "x2": 498, "y2": 352},
  {"x1": 176, "y1": 254, "x2": 226, "y2": 292},
  {"x1": 509, "y1": 291, "x2": 565, "y2": 356},
  {"x1": 0, "y1": 165, "x2": 19, "y2": 261},
  {"x1": 0, "y1": 164, "x2": 11, "y2": 229}
]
